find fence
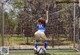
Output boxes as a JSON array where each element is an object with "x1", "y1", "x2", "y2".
[{"x1": 0, "y1": 0, "x2": 80, "y2": 51}]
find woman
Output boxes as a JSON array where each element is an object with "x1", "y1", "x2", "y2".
[{"x1": 34, "y1": 11, "x2": 48, "y2": 54}]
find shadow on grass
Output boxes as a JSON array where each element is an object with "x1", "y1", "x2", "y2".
[{"x1": 36, "y1": 53, "x2": 52, "y2": 55}]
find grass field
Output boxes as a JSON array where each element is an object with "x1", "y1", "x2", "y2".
[
  {"x1": 0, "y1": 34, "x2": 80, "y2": 55},
  {"x1": 0, "y1": 34, "x2": 73, "y2": 46},
  {"x1": 8, "y1": 49, "x2": 80, "y2": 55}
]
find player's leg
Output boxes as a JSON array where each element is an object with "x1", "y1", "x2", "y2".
[
  {"x1": 34, "y1": 31, "x2": 40, "y2": 54},
  {"x1": 40, "y1": 32, "x2": 48, "y2": 53},
  {"x1": 34, "y1": 40, "x2": 38, "y2": 50}
]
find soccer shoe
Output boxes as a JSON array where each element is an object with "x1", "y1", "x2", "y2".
[
  {"x1": 34, "y1": 50, "x2": 39, "y2": 54},
  {"x1": 34, "y1": 48, "x2": 39, "y2": 54}
]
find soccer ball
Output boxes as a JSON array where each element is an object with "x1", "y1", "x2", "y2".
[{"x1": 37, "y1": 47, "x2": 43, "y2": 54}]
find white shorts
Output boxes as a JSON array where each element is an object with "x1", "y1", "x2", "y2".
[{"x1": 34, "y1": 30, "x2": 48, "y2": 40}]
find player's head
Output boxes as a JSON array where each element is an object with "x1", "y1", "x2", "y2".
[
  {"x1": 38, "y1": 17, "x2": 46, "y2": 27},
  {"x1": 38, "y1": 17, "x2": 45, "y2": 24}
]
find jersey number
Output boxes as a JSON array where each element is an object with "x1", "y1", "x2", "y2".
[{"x1": 38, "y1": 25, "x2": 43, "y2": 28}]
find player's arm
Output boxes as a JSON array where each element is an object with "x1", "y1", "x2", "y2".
[{"x1": 45, "y1": 11, "x2": 49, "y2": 23}]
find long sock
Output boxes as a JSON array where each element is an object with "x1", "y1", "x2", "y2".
[
  {"x1": 34, "y1": 40, "x2": 38, "y2": 50},
  {"x1": 44, "y1": 40, "x2": 48, "y2": 49}
]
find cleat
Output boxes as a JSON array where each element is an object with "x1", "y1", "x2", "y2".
[
  {"x1": 34, "y1": 48, "x2": 38, "y2": 54},
  {"x1": 34, "y1": 48, "x2": 39, "y2": 54},
  {"x1": 34, "y1": 50, "x2": 39, "y2": 54}
]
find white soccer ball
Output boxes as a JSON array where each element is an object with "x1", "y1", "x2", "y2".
[{"x1": 37, "y1": 47, "x2": 43, "y2": 54}]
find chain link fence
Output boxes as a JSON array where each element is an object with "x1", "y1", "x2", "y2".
[{"x1": 0, "y1": 0, "x2": 80, "y2": 51}]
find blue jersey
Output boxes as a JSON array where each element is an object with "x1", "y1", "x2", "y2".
[{"x1": 36, "y1": 24, "x2": 46, "y2": 31}]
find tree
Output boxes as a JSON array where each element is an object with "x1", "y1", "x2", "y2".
[{"x1": 7, "y1": 0, "x2": 80, "y2": 41}]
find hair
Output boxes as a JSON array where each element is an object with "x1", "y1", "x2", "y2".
[{"x1": 38, "y1": 18, "x2": 46, "y2": 27}]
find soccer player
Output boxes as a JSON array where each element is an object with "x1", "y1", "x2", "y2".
[{"x1": 34, "y1": 11, "x2": 49, "y2": 54}]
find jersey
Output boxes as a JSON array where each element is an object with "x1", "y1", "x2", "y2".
[{"x1": 36, "y1": 24, "x2": 46, "y2": 31}]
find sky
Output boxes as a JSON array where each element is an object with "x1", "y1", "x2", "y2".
[
  {"x1": 4, "y1": 1, "x2": 13, "y2": 13},
  {"x1": 0, "y1": 0, "x2": 13, "y2": 12}
]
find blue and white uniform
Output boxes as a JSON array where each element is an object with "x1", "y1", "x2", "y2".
[
  {"x1": 34, "y1": 21, "x2": 48, "y2": 53},
  {"x1": 34, "y1": 23, "x2": 46, "y2": 39},
  {"x1": 36, "y1": 24, "x2": 45, "y2": 31}
]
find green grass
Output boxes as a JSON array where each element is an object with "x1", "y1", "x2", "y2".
[
  {"x1": 0, "y1": 34, "x2": 73, "y2": 46},
  {"x1": 7, "y1": 49, "x2": 80, "y2": 55}
]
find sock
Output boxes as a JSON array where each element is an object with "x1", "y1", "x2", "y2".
[
  {"x1": 34, "y1": 40, "x2": 38, "y2": 50},
  {"x1": 44, "y1": 40, "x2": 48, "y2": 49}
]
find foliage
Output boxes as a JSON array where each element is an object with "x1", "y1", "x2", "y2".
[{"x1": 16, "y1": 0, "x2": 74, "y2": 38}]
